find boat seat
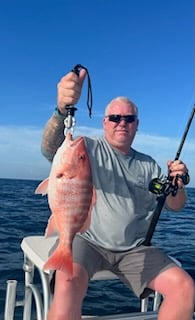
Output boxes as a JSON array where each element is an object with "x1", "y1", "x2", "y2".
[{"x1": 5, "y1": 235, "x2": 181, "y2": 320}]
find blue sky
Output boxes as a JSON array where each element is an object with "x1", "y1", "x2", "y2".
[{"x1": 0, "y1": 0, "x2": 194, "y2": 186}]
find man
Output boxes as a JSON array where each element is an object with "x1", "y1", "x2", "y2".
[{"x1": 41, "y1": 68, "x2": 194, "y2": 320}]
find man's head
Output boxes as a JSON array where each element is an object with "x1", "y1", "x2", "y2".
[{"x1": 103, "y1": 97, "x2": 139, "y2": 154}]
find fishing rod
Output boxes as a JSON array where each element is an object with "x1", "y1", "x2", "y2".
[{"x1": 144, "y1": 104, "x2": 195, "y2": 246}]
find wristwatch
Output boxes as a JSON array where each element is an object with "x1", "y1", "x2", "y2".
[{"x1": 54, "y1": 107, "x2": 67, "y2": 119}]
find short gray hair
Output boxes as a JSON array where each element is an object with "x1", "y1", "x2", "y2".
[{"x1": 105, "y1": 96, "x2": 138, "y2": 116}]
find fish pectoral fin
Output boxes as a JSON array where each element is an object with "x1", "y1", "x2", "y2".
[
  {"x1": 35, "y1": 178, "x2": 49, "y2": 195},
  {"x1": 79, "y1": 186, "x2": 96, "y2": 233},
  {"x1": 43, "y1": 245, "x2": 73, "y2": 277},
  {"x1": 45, "y1": 215, "x2": 58, "y2": 237}
]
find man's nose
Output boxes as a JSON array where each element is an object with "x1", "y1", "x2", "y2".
[{"x1": 118, "y1": 119, "x2": 127, "y2": 125}]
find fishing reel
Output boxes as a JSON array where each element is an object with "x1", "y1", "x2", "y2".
[
  {"x1": 149, "y1": 176, "x2": 179, "y2": 197},
  {"x1": 149, "y1": 171, "x2": 190, "y2": 197}
]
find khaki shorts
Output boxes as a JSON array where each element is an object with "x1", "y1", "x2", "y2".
[{"x1": 72, "y1": 235, "x2": 177, "y2": 298}]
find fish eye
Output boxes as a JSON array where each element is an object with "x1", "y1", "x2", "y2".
[{"x1": 56, "y1": 173, "x2": 63, "y2": 179}]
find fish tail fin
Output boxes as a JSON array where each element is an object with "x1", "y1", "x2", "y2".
[{"x1": 43, "y1": 245, "x2": 73, "y2": 277}]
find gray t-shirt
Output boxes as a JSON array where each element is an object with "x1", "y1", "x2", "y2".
[{"x1": 80, "y1": 136, "x2": 164, "y2": 251}]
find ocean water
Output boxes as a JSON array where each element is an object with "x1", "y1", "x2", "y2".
[{"x1": 0, "y1": 178, "x2": 194, "y2": 319}]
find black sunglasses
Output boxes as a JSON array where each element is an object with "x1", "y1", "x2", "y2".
[{"x1": 105, "y1": 114, "x2": 137, "y2": 123}]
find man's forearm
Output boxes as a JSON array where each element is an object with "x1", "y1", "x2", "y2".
[
  {"x1": 165, "y1": 188, "x2": 187, "y2": 211},
  {"x1": 41, "y1": 114, "x2": 65, "y2": 162}
]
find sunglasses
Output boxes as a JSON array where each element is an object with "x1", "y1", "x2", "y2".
[{"x1": 105, "y1": 114, "x2": 137, "y2": 123}]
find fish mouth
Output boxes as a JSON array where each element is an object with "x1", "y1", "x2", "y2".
[
  {"x1": 66, "y1": 133, "x2": 84, "y2": 146},
  {"x1": 70, "y1": 136, "x2": 84, "y2": 146}
]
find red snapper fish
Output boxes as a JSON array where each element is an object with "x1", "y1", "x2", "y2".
[{"x1": 35, "y1": 133, "x2": 95, "y2": 278}]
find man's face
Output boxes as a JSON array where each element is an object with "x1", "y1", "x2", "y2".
[{"x1": 103, "y1": 100, "x2": 139, "y2": 153}]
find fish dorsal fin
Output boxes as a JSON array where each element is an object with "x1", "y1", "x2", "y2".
[{"x1": 35, "y1": 178, "x2": 49, "y2": 195}]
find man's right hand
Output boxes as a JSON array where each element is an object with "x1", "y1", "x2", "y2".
[{"x1": 57, "y1": 68, "x2": 87, "y2": 114}]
